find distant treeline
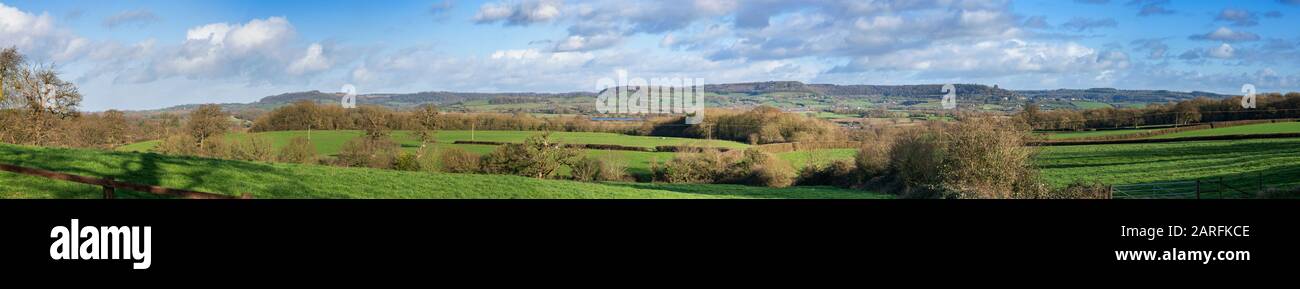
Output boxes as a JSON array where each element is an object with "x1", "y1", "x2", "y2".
[
  {"x1": 252, "y1": 100, "x2": 845, "y2": 145},
  {"x1": 251, "y1": 100, "x2": 640, "y2": 134},
  {"x1": 1019, "y1": 92, "x2": 1300, "y2": 130}
]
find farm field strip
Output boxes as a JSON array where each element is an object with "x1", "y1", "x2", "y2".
[{"x1": 1, "y1": 143, "x2": 889, "y2": 199}]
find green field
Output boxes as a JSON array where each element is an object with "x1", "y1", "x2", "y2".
[
  {"x1": 118, "y1": 130, "x2": 756, "y2": 178},
  {"x1": 1071, "y1": 101, "x2": 1112, "y2": 109},
  {"x1": 776, "y1": 149, "x2": 858, "y2": 170},
  {"x1": 0, "y1": 143, "x2": 889, "y2": 199},
  {"x1": 1038, "y1": 129, "x2": 1155, "y2": 140},
  {"x1": 121, "y1": 130, "x2": 748, "y2": 153},
  {"x1": 1151, "y1": 122, "x2": 1300, "y2": 139},
  {"x1": 1037, "y1": 138, "x2": 1300, "y2": 189}
]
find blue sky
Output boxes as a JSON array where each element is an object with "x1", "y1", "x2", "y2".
[{"x1": 2, "y1": 0, "x2": 1299, "y2": 111}]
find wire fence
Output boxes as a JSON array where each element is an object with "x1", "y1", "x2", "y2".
[{"x1": 1110, "y1": 169, "x2": 1299, "y2": 199}]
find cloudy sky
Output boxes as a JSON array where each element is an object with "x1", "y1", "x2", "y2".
[{"x1": 2, "y1": 0, "x2": 1299, "y2": 111}]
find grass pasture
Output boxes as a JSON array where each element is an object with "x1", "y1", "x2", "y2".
[
  {"x1": 0, "y1": 143, "x2": 889, "y2": 199},
  {"x1": 117, "y1": 130, "x2": 755, "y2": 178},
  {"x1": 1036, "y1": 138, "x2": 1300, "y2": 191},
  {"x1": 1151, "y1": 122, "x2": 1300, "y2": 139},
  {"x1": 1038, "y1": 129, "x2": 1156, "y2": 140}
]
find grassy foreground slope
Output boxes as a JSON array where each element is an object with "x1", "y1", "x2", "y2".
[
  {"x1": 1037, "y1": 138, "x2": 1300, "y2": 187},
  {"x1": 0, "y1": 144, "x2": 887, "y2": 199}
]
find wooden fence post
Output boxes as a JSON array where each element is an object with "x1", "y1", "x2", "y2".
[{"x1": 1195, "y1": 180, "x2": 1201, "y2": 200}]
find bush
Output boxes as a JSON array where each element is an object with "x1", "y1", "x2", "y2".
[
  {"x1": 393, "y1": 152, "x2": 422, "y2": 171},
  {"x1": 438, "y1": 147, "x2": 480, "y2": 173},
  {"x1": 656, "y1": 148, "x2": 793, "y2": 188},
  {"x1": 336, "y1": 138, "x2": 399, "y2": 169},
  {"x1": 732, "y1": 149, "x2": 794, "y2": 188},
  {"x1": 570, "y1": 157, "x2": 603, "y2": 182},
  {"x1": 571, "y1": 156, "x2": 631, "y2": 182},
  {"x1": 230, "y1": 134, "x2": 276, "y2": 162},
  {"x1": 887, "y1": 129, "x2": 944, "y2": 193},
  {"x1": 277, "y1": 136, "x2": 318, "y2": 164},
  {"x1": 657, "y1": 149, "x2": 733, "y2": 184},
  {"x1": 797, "y1": 160, "x2": 858, "y2": 187},
  {"x1": 854, "y1": 142, "x2": 890, "y2": 179},
  {"x1": 153, "y1": 133, "x2": 197, "y2": 156},
  {"x1": 1052, "y1": 182, "x2": 1112, "y2": 199},
  {"x1": 479, "y1": 133, "x2": 582, "y2": 179}
]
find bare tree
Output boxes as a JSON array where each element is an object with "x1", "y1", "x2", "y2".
[
  {"x1": 1, "y1": 49, "x2": 82, "y2": 145},
  {"x1": 411, "y1": 104, "x2": 439, "y2": 151},
  {"x1": 186, "y1": 104, "x2": 231, "y2": 149}
]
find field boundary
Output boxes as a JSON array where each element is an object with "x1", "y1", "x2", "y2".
[
  {"x1": 1032, "y1": 132, "x2": 1300, "y2": 146},
  {"x1": 0, "y1": 163, "x2": 250, "y2": 199}
]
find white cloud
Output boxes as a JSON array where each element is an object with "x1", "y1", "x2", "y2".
[
  {"x1": 1208, "y1": 43, "x2": 1235, "y2": 59},
  {"x1": 1190, "y1": 27, "x2": 1260, "y2": 42},
  {"x1": 474, "y1": 0, "x2": 563, "y2": 25},
  {"x1": 287, "y1": 43, "x2": 332, "y2": 75},
  {"x1": 0, "y1": 3, "x2": 87, "y2": 61},
  {"x1": 830, "y1": 39, "x2": 1129, "y2": 76},
  {"x1": 225, "y1": 17, "x2": 295, "y2": 54},
  {"x1": 95, "y1": 16, "x2": 310, "y2": 85},
  {"x1": 102, "y1": 9, "x2": 160, "y2": 28}
]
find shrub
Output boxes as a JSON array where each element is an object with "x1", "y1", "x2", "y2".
[
  {"x1": 393, "y1": 152, "x2": 422, "y2": 171},
  {"x1": 597, "y1": 157, "x2": 630, "y2": 182},
  {"x1": 479, "y1": 133, "x2": 582, "y2": 179},
  {"x1": 731, "y1": 149, "x2": 794, "y2": 188},
  {"x1": 796, "y1": 160, "x2": 858, "y2": 187},
  {"x1": 854, "y1": 142, "x2": 890, "y2": 179},
  {"x1": 438, "y1": 147, "x2": 480, "y2": 173},
  {"x1": 230, "y1": 134, "x2": 276, "y2": 162},
  {"x1": 336, "y1": 137, "x2": 399, "y2": 169},
  {"x1": 570, "y1": 156, "x2": 632, "y2": 182},
  {"x1": 570, "y1": 157, "x2": 603, "y2": 182},
  {"x1": 1052, "y1": 182, "x2": 1112, "y2": 199},
  {"x1": 887, "y1": 129, "x2": 944, "y2": 194},
  {"x1": 153, "y1": 133, "x2": 197, "y2": 156},
  {"x1": 277, "y1": 136, "x2": 318, "y2": 164},
  {"x1": 657, "y1": 148, "x2": 792, "y2": 188},
  {"x1": 657, "y1": 149, "x2": 733, "y2": 184}
]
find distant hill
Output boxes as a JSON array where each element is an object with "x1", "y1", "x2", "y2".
[
  {"x1": 1015, "y1": 88, "x2": 1231, "y2": 103},
  {"x1": 141, "y1": 81, "x2": 1238, "y2": 114}
]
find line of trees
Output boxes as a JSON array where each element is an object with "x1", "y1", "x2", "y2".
[
  {"x1": 0, "y1": 47, "x2": 170, "y2": 149},
  {"x1": 1019, "y1": 92, "x2": 1300, "y2": 130}
]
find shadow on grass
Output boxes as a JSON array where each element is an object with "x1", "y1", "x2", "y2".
[{"x1": 601, "y1": 182, "x2": 890, "y2": 199}]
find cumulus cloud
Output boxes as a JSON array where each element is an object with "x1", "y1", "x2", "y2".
[
  {"x1": 829, "y1": 39, "x2": 1129, "y2": 76},
  {"x1": 1062, "y1": 17, "x2": 1117, "y2": 32},
  {"x1": 1129, "y1": 0, "x2": 1174, "y2": 16},
  {"x1": 287, "y1": 43, "x2": 332, "y2": 75},
  {"x1": 474, "y1": 0, "x2": 562, "y2": 25},
  {"x1": 1179, "y1": 43, "x2": 1235, "y2": 60},
  {"x1": 0, "y1": 3, "x2": 88, "y2": 61},
  {"x1": 1131, "y1": 38, "x2": 1169, "y2": 59},
  {"x1": 107, "y1": 16, "x2": 306, "y2": 84},
  {"x1": 1189, "y1": 27, "x2": 1260, "y2": 42},
  {"x1": 1215, "y1": 9, "x2": 1259, "y2": 27},
  {"x1": 102, "y1": 9, "x2": 160, "y2": 28}
]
